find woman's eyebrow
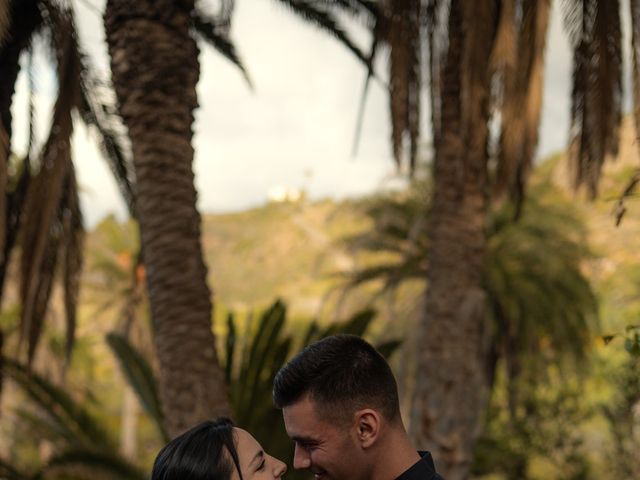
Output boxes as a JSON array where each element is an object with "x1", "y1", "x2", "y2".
[{"x1": 249, "y1": 450, "x2": 264, "y2": 468}]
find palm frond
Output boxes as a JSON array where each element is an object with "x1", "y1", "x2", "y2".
[
  {"x1": 495, "y1": 0, "x2": 550, "y2": 212},
  {"x1": 78, "y1": 74, "x2": 135, "y2": 217},
  {"x1": 106, "y1": 332, "x2": 168, "y2": 442},
  {"x1": 3, "y1": 357, "x2": 114, "y2": 450},
  {"x1": 0, "y1": 457, "x2": 30, "y2": 480},
  {"x1": 274, "y1": 0, "x2": 370, "y2": 67},
  {"x1": 630, "y1": 0, "x2": 640, "y2": 154},
  {"x1": 387, "y1": 0, "x2": 421, "y2": 173},
  {"x1": 38, "y1": 450, "x2": 146, "y2": 480},
  {"x1": 61, "y1": 165, "x2": 83, "y2": 364},
  {"x1": 425, "y1": 0, "x2": 447, "y2": 147},
  {"x1": 0, "y1": 0, "x2": 10, "y2": 47},
  {"x1": 0, "y1": 156, "x2": 30, "y2": 304},
  {"x1": 191, "y1": 10, "x2": 253, "y2": 90},
  {"x1": 18, "y1": 3, "x2": 82, "y2": 366},
  {"x1": 459, "y1": 1, "x2": 497, "y2": 151},
  {"x1": 351, "y1": 26, "x2": 380, "y2": 157},
  {"x1": 563, "y1": 0, "x2": 623, "y2": 196},
  {"x1": 329, "y1": 0, "x2": 379, "y2": 18},
  {"x1": 0, "y1": 0, "x2": 43, "y2": 300},
  {"x1": 489, "y1": 0, "x2": 516, "y2": 73}
]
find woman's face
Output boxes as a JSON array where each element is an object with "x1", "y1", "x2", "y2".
[{"x1": 230, "y1": 428, "x2": 287, "y2": 480}]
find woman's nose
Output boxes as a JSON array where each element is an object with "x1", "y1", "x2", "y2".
[{"x1": 271, "y1": 456, "x2": 287, "y2": 478}]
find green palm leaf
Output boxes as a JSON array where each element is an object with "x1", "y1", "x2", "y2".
[
  {"x1": 105, "y1": 332, "x2": 168, "y2": 442},
  {"x1": 191, "y1": 11, "x2": 253, "y2": 89},
  {"x1": 35, "y1": 450, "x2": 146, "y2": 480},
  {"x1": 2, "y1": 358, "x2": 114, "y2": 451}
]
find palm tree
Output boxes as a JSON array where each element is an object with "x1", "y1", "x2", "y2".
[
  {"x1": 103, "y1": 0, "x2": 234, "y2": 438},
  {"x1": 415, "y1": 2, "x2": 625, "y2": 477},
  {"x1": 102, "y1": 0, "x2": 377, "y2": 438},
  {"x1": 322, "y1": 1, "x2": 626, "y2": 476}
]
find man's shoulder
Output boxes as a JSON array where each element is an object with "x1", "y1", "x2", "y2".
[{"x1": 395, "y1": 451, "x2": 444, "y2": 480}]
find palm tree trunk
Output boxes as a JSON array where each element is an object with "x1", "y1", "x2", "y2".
[
  {"x1": 412, "y1": 2, "x2": 493, "y2": 479},
  {"x1": 104, "y1": 0, "x2": 230, "y2": 438}
]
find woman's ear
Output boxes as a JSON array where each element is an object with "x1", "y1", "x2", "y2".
[{"x1": 354, "y1": 409, "x2": 380, "y2": 449}]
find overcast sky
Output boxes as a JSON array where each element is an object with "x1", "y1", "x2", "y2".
[{"x1": 11, "y1": 0, "x2": 631, "y2": 227}]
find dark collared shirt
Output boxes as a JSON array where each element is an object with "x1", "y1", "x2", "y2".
[{"x1": 395, "y1": 451, "x2": 444, "y2": 480}]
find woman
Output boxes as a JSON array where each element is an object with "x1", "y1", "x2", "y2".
[{"x1": 152, "y1": 417, "x2": 287, "y2": 480}]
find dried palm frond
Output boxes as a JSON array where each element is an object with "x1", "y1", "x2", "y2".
[
  {"x1": 614, "y1": 0, "x2": 640, "y2": 226},
  {"x1": 489, "y1": 0, "x2": 517, "y2": 74},
  {"x1": 459, "y1": 1, "x2": 497, "y2": 155},
  {"x1": 18, "y1": 4, "x2": 81, "y2": 367},
  {"x1": 563, "y1": 0, "x2": 622, "y2": 197},
  {"x1": 495, "y1": 0, "x2": 550, "y2": 214},
  {"x1": 78, "y1": 73, "x2": 135, "y2": 216},
  {"x1": 0, "y1": 0, "x2": 10, "y2": 47},
  {"x1": 631, "y1": 0, "x2": 640, "y2": 150},
  {"x1": 425, "y1": 0, "x2": 447, "y2": 149},
  {"x1": 387, "y1": 0, "x2": 421, "y2": 173},
  {"x1": 0, "y1": 0, "x2": 43, "y2": 281},
  {"x1": 60, "y1": 165, "x2": 83, "y2": 364}
]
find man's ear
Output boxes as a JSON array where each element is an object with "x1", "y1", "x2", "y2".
[{"x1": 353, "y1": 409, "x2": 380, "y2": 449}]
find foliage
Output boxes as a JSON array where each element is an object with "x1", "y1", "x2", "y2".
[
  {"x1": 472, "y1": 371, "x2": 593, "y2": 480},
  {"x1": 0, "y1": 357, "x2": 145, "y2": 479},
  {"x1": 221, "y1": 299, "x2": 400, "y2": 476},
  {"x1": 340, "y1": 167, "x2": 598, "y2": 398},
  {"x1": 1, "y1": 298, "x2": 398, "y2": 478},
  {"x1": 600, "y1": 356, "x2": 640, "y2": 479},
  {"x1": 603, "y1": 325, "x2": 640, "y2": 357}
]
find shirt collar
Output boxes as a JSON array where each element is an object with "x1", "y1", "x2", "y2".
[{"x1": 395, "y1": 451, "x2": 440, "y2": 480}]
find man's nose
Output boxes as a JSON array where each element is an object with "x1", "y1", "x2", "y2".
[{"x1": 293, "y1": 444, "x2": 311, "y2": 470}]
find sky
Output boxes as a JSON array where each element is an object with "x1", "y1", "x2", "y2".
[{"x1": 11, "y1": 0, "x2": 631, "y2": 227}]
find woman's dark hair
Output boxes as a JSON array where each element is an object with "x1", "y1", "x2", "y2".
[{"x1": 151, "y1": 417, "x2": 243, "y2": 480}]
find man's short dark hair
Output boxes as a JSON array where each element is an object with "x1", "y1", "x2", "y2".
[{"x1": 273, "y1": 334, "x2": 401, "y2": 424}]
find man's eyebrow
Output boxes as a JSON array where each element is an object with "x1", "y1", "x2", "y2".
[
  {"x1": 291, "y1": 435, "x2": 317, "y2": 445},
  {"x1": 249, "y1": 450, "x2": 264, "y2": 468}
]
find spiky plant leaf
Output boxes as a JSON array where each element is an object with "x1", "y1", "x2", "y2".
[
  {"x1": 192, "y1": 11, "x2": 253, "y2": 89},
  {"x1": 18, "y1": 3, "x2": 82, "y2": 367},
  {"x1": 106, "y1": 332, "x2": 168, "y2": 442},
  {"x1": 78, "y1": 74, "x2": 135, "y2": 217},
  {"x1": 0, "y1": 457, "x2": 30, "y2": 480},
  {"x1": 274, "y1": 0, "x2": 370, "y2": 67},
  {"x1": 2, "y1": 358, "x2": 114, "y2": 451},
  {"x1": 37, "y1": 449, "x2": 146, "y2": 480}
]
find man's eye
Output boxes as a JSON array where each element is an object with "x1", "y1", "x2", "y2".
[{"x1": 257, "y1": 460, "x2": 266, "y2": 471}]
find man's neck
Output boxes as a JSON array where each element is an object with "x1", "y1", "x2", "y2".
[{"x1": 370, "y1": 428, "x2": 421, "y2": 480}]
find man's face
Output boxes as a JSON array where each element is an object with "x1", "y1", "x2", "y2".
[{"x1": 282, "y1": 396, "x2": 369, "y2": 480}]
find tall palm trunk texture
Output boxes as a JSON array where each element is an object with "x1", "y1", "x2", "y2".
[
  {"x1": 412, "y1": 2, "x2": 494, "y2": 479},
  {"x1": 104, "y1": 0, "x2": 230, "y2": 438}
]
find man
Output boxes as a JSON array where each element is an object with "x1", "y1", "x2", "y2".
[{"x1": 273, "y1": 334, "x2": 444, "y2": 480}]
